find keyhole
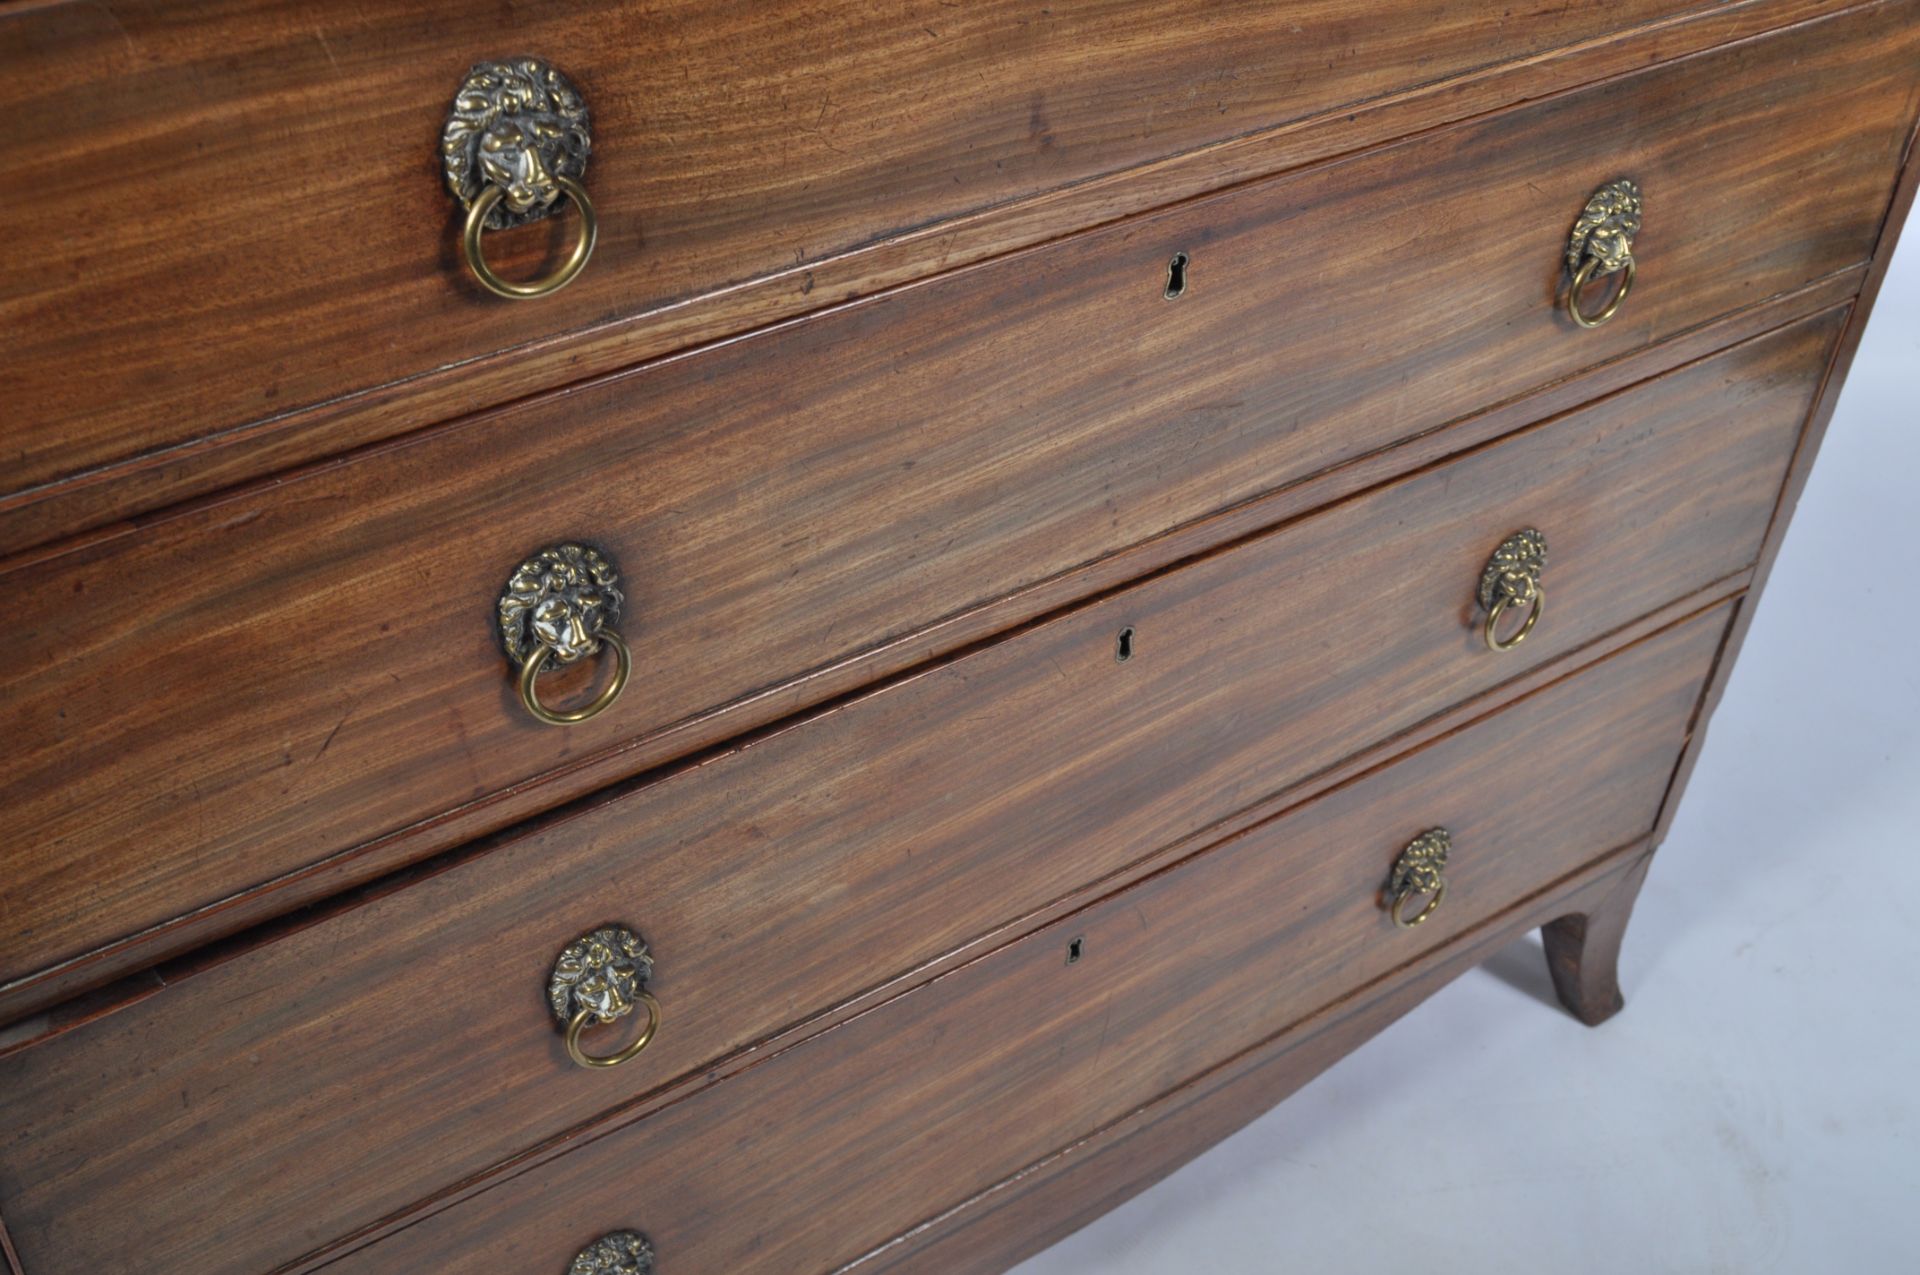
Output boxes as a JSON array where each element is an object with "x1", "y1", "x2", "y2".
[
  {"x1": 1164, "y1": 252, "x2": 1190, "y2": 300},
  {"x1": 1067, "y1": 936, "x2": 1085, "y2": 965},
  {"x1": 1116, "y1": 626, "x2": 1135, "y2": 663}
]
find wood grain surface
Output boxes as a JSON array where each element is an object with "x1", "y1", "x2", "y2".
[
  {"x1": 859, "y1": 849, "x2": 1659, "y2": 1275},
  {"x1": 0, "y1": 293, "x2": 1834, "y2": 1037},
  {"x1": 0, "y1": 4, "x2": 1905, "y2": 1270},
  {"x1": 0, "y1": 2, "x2": 1879, "y2": 561},
  {"x1": 0, "y1": 0, "x2": 1789, "y2": 542},
  {"x1": 5, "y1": 0, "x2": 1908, "y2": 1011},
  {"x1": 308, "y1": 607, "x2": 1727, "y2": 1275},
  {"x1": 0, "y1": 310, "x2": 1829, "y2": 1273},
  {"x1": 1650, "y1": 61, "x2": 1920, "y2": 856},
  {"x1": 880, "y1": 66, "x2": 1920, "y2": 1275}
]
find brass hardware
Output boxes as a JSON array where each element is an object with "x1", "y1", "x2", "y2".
[
  {"x1": 1564, "y1": 179, "x2": 1641, "y2": 329},
  {"x1": 498, "y1": 543, "x2": 631, "y2": 726},
  {"x1": 550, "y1": 925, "x2": 661, "y2": 1070},
  {"x1": 1477, "y1": 528, "x2": 1548, "y2": 653},
  {"x1": 463, "y1": 176, "x2": 597, "y2": 299},
  {"x1": 1386, "y1": 828, "x2": 1451, "y2": 929},
  {"x1": 568, "y1": 1230, "x2": 655, "y2": 1275},
  {"x1": 1568, "y1": 252, "x2": 1632, "y2": 329},
  {"x1": 518, "y1": 630, "x2": 631, "y2": 727},
  {"x1": 442, "y1": 57, "x2": 597, "y2": 299}
]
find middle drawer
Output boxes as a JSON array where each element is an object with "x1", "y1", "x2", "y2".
[{"x1": 0, "y1": 313, "x2": 1833, "y2": 1275}]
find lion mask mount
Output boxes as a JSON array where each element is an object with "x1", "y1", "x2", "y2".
[
  {"x1": 497, "y1": 543, "x2": 624, "y2": 669},
  {"x1": 441, "y1": 56, "x2": 592, "y2": 230}
]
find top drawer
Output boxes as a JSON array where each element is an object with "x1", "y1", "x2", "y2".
[{"x1": 0, "y1": 0, "x2": 1770, "y2": 532}]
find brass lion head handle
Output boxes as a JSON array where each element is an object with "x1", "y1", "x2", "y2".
[
  {"x1": 568, "y1": 1229, "x2": 655, "y2": 1275},
  {"x1": 1385, "y1": 828, "x2": 1452, "y2": 930},
  {"x1": 1564, "y1": 178, "x2": 1642, "y2": 329},
  {"x1": 442, "y1": 57, "x2": 597, "y2": 299},
  {"x1": 550, "y1": 925, "x2": 661, "y2": 1070},
  {"x1": 498, "y1": 542, "x2": 631, "y2": 726},
  {"x1": 1477, "y1": 528, "x2": 1548, "y2": 653}
]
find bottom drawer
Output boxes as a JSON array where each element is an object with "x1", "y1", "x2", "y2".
[{"x1": 331, "y1": 603, "x2": 1730, "y2": 1274}]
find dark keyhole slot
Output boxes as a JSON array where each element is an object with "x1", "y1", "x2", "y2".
[
  {"x1": 1164, "y1": 252, "x2": 1190, "y2": 299},
  {"x1": 1067, "y1": 937, "x2": 1085, "y2": 965},
  {"x1": 1115, "y1": 627, "x2": 1135, "y2": 663}
]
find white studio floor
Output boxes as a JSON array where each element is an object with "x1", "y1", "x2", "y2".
[{"x1": 1014, "y1": 214, "x2": 1920, "y2": 1275}]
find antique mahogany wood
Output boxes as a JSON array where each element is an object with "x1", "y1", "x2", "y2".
[
  {"x1": 0, "y1": 0, "x2": 1732, "y2": 502},
  {"x1": 0, "y1": 0, "x2": 1872, "y2": 558},
  {"x1": 0, "y1": 5, "x2": 1877, "y2": 565},
  {"x1": 0, "y1": 597, "x2": 1746, "y2": 1275},
  {"x1": 0, "y1": 297, "x2": 1840, "y2": 1008},
  {"x1": 0, "y1": 281, "x2": 1854, "y2": 1033},
  {"x1": 1651, "y1": 96, "x2": 1920, "y2": 855},
  {"x1": 312, "y1": 610, "x2": 1726, "y2": 1275},
  {"x1": 0, "y1": 321, "x2": 1831, "y2": 1274},
  {"x1": 859, "y1": 851, "x2": 1659, "y2": 1275},
  {"x1": 877, "y1": 137, "x2": 1920, "y2": 1275},
  {"x1": 5, "y1": 2, "x2": 1911, "y2": 1012},
  {"x1": 1543, "y1": 875, "x2": 1650, "y2": 1027},
  {"x1": 0, "y1": 6, "x2": 1911, "y2": 1273}
]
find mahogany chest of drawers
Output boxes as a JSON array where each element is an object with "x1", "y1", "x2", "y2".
[{"x1": 2, "y1": 3, "x2": 1915, "y2": 1272}]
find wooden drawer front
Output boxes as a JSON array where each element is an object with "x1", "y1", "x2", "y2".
[
  {"x1": 3, "y1": 0, "x2": 1756, "y2": 520},
  {"x1": 324, "y1": 606, "x2": 1728, "y2": 1275},
  {"x1": 0, "y1": 321, "x2": 1826, "y2": 1275},
  {"x1": 10, "y1": 4, "x2": 1911, "y2": 1002}
]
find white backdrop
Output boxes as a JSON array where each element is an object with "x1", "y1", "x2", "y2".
[{"x1": 1015, "y1": 208, "x2": 1920, "y2": 1273}]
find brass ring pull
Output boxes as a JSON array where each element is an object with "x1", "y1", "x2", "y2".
[
  {"x1": 462, "y1": 175, "x2": 597, "y2": 300},
  {"x1": 499, "y1": 543, "x2": 631, "y2": 727},
  {"x1": 1563, "y1": 178, "x2": 1642, "y2": 331},
  {"x1": 518, "y1": 627, "x2": 631, "y2": 726},
  {"x1": 566, "y1": 991, "x2": 662, "y2": 1069},
  {"x1": 1477, "y1": 529, "x2": 1548, "y2": 655},
  {"x1": 1386, "y1": 829, "x2": 1451, "y2": 931},
  {"x1": 1483, "y1": 586, "x2": 1545, "y2": 653},
  {"x1": 550, "y1": 925, "x2": 661, "y2": 1072},
  {"x1": 1566, "y1": 253, "x2": 1635, "y2": 329},
  {"x1": 1391, "y1": 878, "x2": 1446, "y2": 929},
  {"x1": 441, "y1": 57, "x2": 596, "y2": 301}
]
